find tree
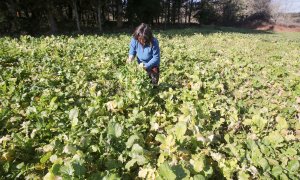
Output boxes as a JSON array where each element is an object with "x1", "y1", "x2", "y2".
[
  {"x1": 270, "y1": 0, "x2": 295, "y2": 25},
  {"x1": 222, "y1": 0, "x2": 240, "y2": 25},
  {"x1": 195, "y1": 0, "x2": 219, "y2": 25},
  {"x1": 97, "y1": 0, "x2": 103, "y2": 32},
  {"x1": 5, "y1": 0, "x2": 19, "y2": 32},
  {"x1": 116, "y1": 0, "x2": 123, "y2": 28},
  {"x1": 0, "y1": 0, "x2": 275, "y2": 35},
  {"x1": 239, "y1": 0, "x2": 272, "y2": 23},
  {"x1": 47, "y1": 0, "x2": 58, "y2": 33},
  {"x1": 126, "y1": 0, "x2": 161, "y2": 25},
  {"x1": 194, "y1": 0, "x2": 272, "y2": 25},
  {"x1": 72, "y1": 0, "x2": 81, "y2": 32},
  {"x1": 188, "y1": 0, "x2": 193, "y2": 23}
]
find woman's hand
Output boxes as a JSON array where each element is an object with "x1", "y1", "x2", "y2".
[
  {"x1": 126, "y1": 57, "x2": 133, "y2": 63},
  {"x1": 127, "y1": 55, "x2": 135, "y2": 63},
  {"x1": 138, "y1": 63, "x2": 146, "y2": 70}
]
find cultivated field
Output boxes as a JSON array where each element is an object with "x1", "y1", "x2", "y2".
[{"x1": 1, "y1": 27, "x2": 300, "y2": 179}]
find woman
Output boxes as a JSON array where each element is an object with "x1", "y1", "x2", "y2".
[{"x1": 127, "y1": 23, "x2": 160, "y2": 85}]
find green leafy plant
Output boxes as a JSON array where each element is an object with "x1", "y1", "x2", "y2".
[{"x1": 1, "y1": 29, "x2": 300, "y2": 179}]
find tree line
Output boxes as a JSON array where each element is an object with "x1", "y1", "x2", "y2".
[{"x1": 0, "y1": 0, "x2": 272, "y2": 34}]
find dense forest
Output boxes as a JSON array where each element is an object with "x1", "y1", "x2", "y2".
[{"x1": 0, "y1": 0, "x2": 272, "y2": 34}]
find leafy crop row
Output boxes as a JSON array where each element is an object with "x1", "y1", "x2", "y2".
[{"x1": 1, "y1": 29, "x2": 300, "y2": 179}]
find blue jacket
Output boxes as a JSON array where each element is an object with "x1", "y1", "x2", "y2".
[{"x1": 129, "y1": 37, "x2": 160, "y2": 70}]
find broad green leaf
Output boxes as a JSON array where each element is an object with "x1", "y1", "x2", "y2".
[
  {"x1": 243, "y1": 115, "x2": 267, "y2": 133},
  {"x1": 155, "y1": 134, "x2": 166, "y2": 143},
  {"x1": 287, "y1": 160, "x2": 299, "y2": 172},
  {"x1": 63, "y1": 145, "x2": 77, "y2": 154},
  {"x1": 138, "y1": 168, "x2": 154, "y2": 178},
  {"x1": 193, "y1": 174, "x2": 205, "y2": 180},
  {"x1": 174, "y1": 121, "x2": 187, "y2": 140},
  {"x1": 40, "y1": 152, "x2": 52, "y2": 164},
  {"x1": 69, "y1": 108, "x2": 79, "y2": 120},
  {"x1": 60, "y1": 163, "x2": 74, "y2": 176},
  {"x1": 275, "y1": 116, "x2": 288, "y2": 130},
  {"x1": 49, "y1": 155, "x2": 57, "y2": 163},
  {"x1": 279, "y1": 174, "x2": 289, "y2": 180},
  {"x1": 3, "y1": 162, "x2": 10, "y2": 173},
  {"x1": 105, "y1": 159, "x2": 122, "y2": 170},
  {"x1": 108, "y1": 122, "x2": 115, "y2": 136},
  {"x1": 51, "y1": 163, "x2": 61, "y2": 175},
  {"x1": 103, "y1": 173, "x2": 121, "y2": 180},
  {"x1": 271, "y1": 166, "x2": 282, "y2": 177},
  {"x1": 136, "y1": 155, "x2": 148, "y2": 165},
  {"x1": 238, "y1": 171, "x2": 250, "y2": 180},
  {"x1": 125, "y1": 159, "x2": 137, "y2": 170},
  {"x1": 114, "y1": 123, "x2": 122, "y2": 138},
  {"x1": 158, "y1": 162, "x2": 176, "y2": 180},
  {"x1": 131, "y1": 144, "x2": 143, "y2": 154},
  {"x1": 72, "y1": 162, "x2": 86, "y2": 176},
  {"x1": 43, "y1": 144, "x2": 54, "y2": 152},
  {"x1": 108, "y1": 122, "x2": 122, "y2": 138},
  {"x1": 126, "y1": 135, "x2": 139, "y2": 148},
  {"x1": 43, "y1": 172, "x2": 55, "y2": 180},
  {"x1": 49, "y1": 97, "x2": 58, "y2": 109},
  {"x1": 16, "y1": 162, "x2": 24, "y2": 169},
  {"x1": 263, "y1": 131, "x2": 284, "y2": 148},
  {"x1": 158, "y1": 154, "x2": 165, "y2": 164},
  {"x1": 69, "y1": 108, "x2": 79, "y2": 127},
  {"x1": 190, "y1": 155, "x2": 205, "y2": 173},
  {"x1": 171, "y1": 164, "x2": 190, "y2": 179},
  {"x1": 258, "y1": 158, "x2": 269, "y2": 171},
  {"x1": 284, "y1": 148, "x2": 297, "y2": 157}
]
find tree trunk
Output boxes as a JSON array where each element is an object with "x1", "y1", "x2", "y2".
[
  {"x1": 171, "y1": 0, "x2": 176, "y2": 24},
  {"x1": 167, "y1": 0, "x2": 171, "y2": 24},
  {"x1": 177, "y1": 0, "x2": 181, "y2": 23},
  {"x1": 184, "y1": 4, "x2": 186, "y2": 23},
  {"x1": 6, "y1": 0, "x2": 18, "y2": 32},
  {"x1": 112, "y1": 6, "x2": 115, "y2": 21},
  {"x1": 68, "y1": 5, "x2": 73, "y2": 20},
  {"x1": 188, "y1": 0, "x2": 193, "y2": 23},
  {"x1": 47, "y1": 1, "x2": 58, "y2": 33},
  {"x1": 97, "y1": 0, "x2": 103, "y2": 32},
  {"x1": 73, "y1": 0, "x2": 81, "y2": 32},
  {"x1": 116, "y1": 0, "x2": 123, "y2": 28},
  {"x1": 164, "y1": 1, "x2": 168, "y2": 29},
  {"x1": 93, "y1": 12, "x2": 97, "y2": 27}
]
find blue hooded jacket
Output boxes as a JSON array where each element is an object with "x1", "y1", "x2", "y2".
[{"x1": 129, "y1": 37, "x2": 160, "y2": 70}]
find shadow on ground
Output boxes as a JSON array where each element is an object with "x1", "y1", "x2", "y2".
[
  {"x1": 0, "y1": 25, "x2": 273, "y2": 38},
  {"x1": 155, "y1": 25, "x2": 273, "y2": 38}
]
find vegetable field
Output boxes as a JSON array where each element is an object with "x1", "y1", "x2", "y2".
[{"x1": 1, "y1": 28, "x2": 300, "y2": 179}]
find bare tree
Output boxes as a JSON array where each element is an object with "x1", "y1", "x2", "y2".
[
  {"x1": 270, "y1": 0, "x2": 296, "y2": 26},
  {"x1": 73, "y1": 0, "x2": 81, "y2": 32},
  {"x1": 188, "y1": 0, "x2": 193, "y2": 23},
  {"x1": 239, "y1": 0, "x2": 271, "y2": 20},
  {"x1": 97, "y1": 0, "x2": 103, "y2": 32},
  {"x1": 47, "y1": 1, "x2": 58, "y2": 33},
  {"x1": 116, "y1": 0, "x2": 123, "y2": 28},
  {"x1": 5, "y1": 0, "x2": 19, "y2": 32}
]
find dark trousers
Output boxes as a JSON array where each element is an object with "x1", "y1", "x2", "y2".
[{"x1": 146, "y1": 66, "x2": 159, "y2": 85}]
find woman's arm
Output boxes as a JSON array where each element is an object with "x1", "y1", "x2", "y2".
[
  {"x1": 128, "y1": 38, "x2": 137, "y2": 62},
  {"x1": 144, "y1": 39, "x2": 160, "y2": 70}
]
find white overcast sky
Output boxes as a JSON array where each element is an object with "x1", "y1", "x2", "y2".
[{"x1": 272, "y1": 0, "x2": 300, "y2": 12}]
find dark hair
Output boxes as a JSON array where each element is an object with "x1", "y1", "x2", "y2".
[{"x1": 133, "y1": 23, "x2": 153, "y2": 46}]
